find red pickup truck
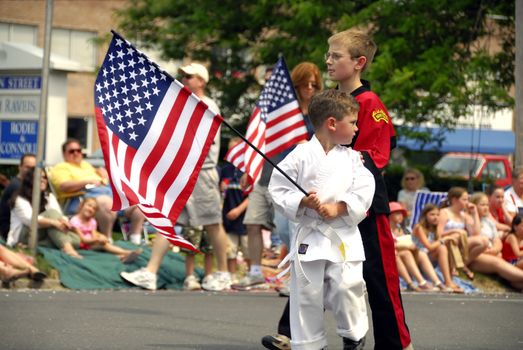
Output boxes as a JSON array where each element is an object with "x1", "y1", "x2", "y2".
[{"x1": 434, "y1": 152, "x2": 513, "y2": 188}]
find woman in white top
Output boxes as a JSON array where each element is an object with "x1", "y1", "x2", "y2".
[
  {"x1": 7, "y1": 168, "x2": 82, "y2": 258},
  {"x1": 397, "y1": 168, "x2": 428, "y2": 225}
]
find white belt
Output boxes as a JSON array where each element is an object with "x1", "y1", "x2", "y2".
[{"x1": 277, "y1": 215, "x2": 345, "y2": 287}]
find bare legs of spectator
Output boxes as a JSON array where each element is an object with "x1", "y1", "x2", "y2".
[
  {"x1": 94, "y1": 194, "x2": 117, "y2": 240},
  {"x1": 396, "y1": 254, "x2": 419, "y2": 291},
  {"x1": 415, "y1": 250, "x2": 444, "y2": 286},
  {"x1": 0, "y1": 245, "x2": 41, "y2": 276},
  {"x1": 203, "y1": 223, "x2": 228, "y2": 272},
  {"x1": 429, "y1": 243, "x2": 460, "y2": 291},
  {"x1": 464, "y1": 235, "x2": 489, "y2": 279},
  {"x1": 469, "y1": 254, "x2": 523, "y2": 291},
  {"x1": 397, "y1": 250, "x2": 428, "y2": 287}
]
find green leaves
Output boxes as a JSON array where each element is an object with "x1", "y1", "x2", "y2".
[{"x1": 116, "y1": 0, "x2": 514, "y2": 146}]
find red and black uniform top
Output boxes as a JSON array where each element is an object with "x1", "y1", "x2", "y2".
[{"x1": 350, "y1": 80, "x2": 396, "y2": 215}]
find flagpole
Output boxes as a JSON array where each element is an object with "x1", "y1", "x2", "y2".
[
  {"x1": 220, "y1": 118, "x2": 308, "y2": 196},
  {"x1": 29, "y1": 0, "x2": 53, "y2": 255}
]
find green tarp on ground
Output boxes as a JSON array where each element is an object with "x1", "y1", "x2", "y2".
[{"x1": 38, "y1": 241, "x2": 202, "y2": 290}]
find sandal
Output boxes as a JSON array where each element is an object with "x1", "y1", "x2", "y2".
[
  {"x1": 450, "y1": 283, "x2": 465, "y2": 294},
  {"x1": 29, "y1": 271, "x2": 47, "y2": 282},
  {"x1": 462, "y1": 267, "x2": 474, "y2": 280}
]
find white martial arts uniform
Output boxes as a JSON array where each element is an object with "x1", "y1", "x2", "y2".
[{"x1": 268, "y1": 136, "x2": 375, "y2": 350}]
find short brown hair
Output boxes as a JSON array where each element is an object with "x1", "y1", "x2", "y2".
[
  {"x1": 62, "y1": 138, "x2": 81, "y2": 154},
  {"x1": 328, "y1": 27, "x2": 377, "y2": 72},
  {"x1": 308, "y1": 90, "x2": 359, "y2": 130}
]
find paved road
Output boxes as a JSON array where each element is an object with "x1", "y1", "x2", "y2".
[{"x1": 1, "y1": 289, "x2": 522, "y2": 350}]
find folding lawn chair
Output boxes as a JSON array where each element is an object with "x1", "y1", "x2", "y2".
[{"x1": 409, "y1": 190, "x2": 448, "y2": 230}]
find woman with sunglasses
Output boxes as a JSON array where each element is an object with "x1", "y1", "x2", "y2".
[
  {"x1": 397, "y1": 168, "x2": 428, "y2": 225},
  {"x1": 7, "y1": 168, "x2": 82, "y2": 258}
]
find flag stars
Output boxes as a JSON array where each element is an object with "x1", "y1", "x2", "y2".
[
  {"x1": 131, "y1": 82, "x2": 139, "y2": 91},
  {"x1": 152, "y1": 87, "x2": 160, "y2": 95},
  {"x1": 135, "y1": 105, "x2": 144, "y2": 114},
  {"x1": 132, "y1": 94, "x2": 141, "y2": 103},
  {"x1": 145, "y1": 101, "x2": 153, "y2": 110},
  {"x1": 115, "y1": 38, "x2": 123, "y2": 47},
  {"x1": 129, "y1": 71, "x2": 137, "y2": 80},
  {"x1": 139, "y1": 67, "x2": 147, "y2": 76},
  {"x1": 126, "y1": 119, "x2": 136, "y2": 130},
  {"x1": 137, "y1": 116, "x2": 146, "y2": 125},
  {"x1": 118, "y1": 124, "x2": 125, "y2": 133},
  {"x1": 128, "y1": 58, "x2": 136, "y2": 68},
  {"x1": 116, "y1": 50, "x2": 125, "y2": 59},
  {"x1": 129, "y1": 131, "x2": 138, "y2": 141}
]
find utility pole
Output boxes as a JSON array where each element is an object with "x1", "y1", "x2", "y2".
[
  {"x1": 29, "y1": 0, "x2": 53, "y2": 254},
  {"x1": 516, "y1": 0, "x2": 523, "y2": 167}
]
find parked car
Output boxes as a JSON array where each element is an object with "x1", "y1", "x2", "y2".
[{"x1": 434, "y1": 152, "x2": 512, "y2": 188}]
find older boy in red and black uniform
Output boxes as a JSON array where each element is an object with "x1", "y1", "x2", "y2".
[{"x1": 262, "y1": 27, "x2": 413, "y2": 350}]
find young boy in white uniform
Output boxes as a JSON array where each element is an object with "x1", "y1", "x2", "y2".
[{"x1": 268, "y1": 89, "x2": 375, "y2": 350}]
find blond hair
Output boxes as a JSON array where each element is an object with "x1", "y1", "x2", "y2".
[{"x1": 328, "y1": 27, "x2": 377, "y2": 72}]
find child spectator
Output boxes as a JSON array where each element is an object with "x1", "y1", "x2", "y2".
[
  {"x1": 221, "y1": 137, "x2": 249, "y2": 283},
  {"x1": 438, "y1": 187, "x2": 486, "y2": 280},
  {"x1": 471, "y1": 192, "x2": 503, "y2": 257},
  {"x1": 412, "y1": 204, "x2": 463, "y2": 293},
  {"x1": 502, "y1": 215, "x2": 523, "y2": 270},
  {"x1": 269, "y1": 90, "x2": 374, "y2": 350},
  {"x1": 486, "y1": 185, "x2": 511, "y2": 239},
  {"x1": 466, "y1": 194, "x2": 523, "y2": 291},
  {"x1": 70, "y1": 198, "x2": 142, "y2": 263},
  {"x1": 389, "y1": 201, "x2": 443, "y2": 292}
]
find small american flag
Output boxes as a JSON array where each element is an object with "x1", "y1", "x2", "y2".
[
  {"x1": 225, "y1": 57, "x2": 308, "y2": 185},
  {"x1": 94, "y1": 32, "x2": 222, "y2": 251}
]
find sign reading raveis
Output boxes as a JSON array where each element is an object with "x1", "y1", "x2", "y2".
[{"x1": 372, "y1": 109, "x2": 388, "y2": 123}]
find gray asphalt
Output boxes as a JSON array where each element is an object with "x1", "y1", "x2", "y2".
[{"x1": 1, "y1": 289, "x2": 522, "y2": 350}]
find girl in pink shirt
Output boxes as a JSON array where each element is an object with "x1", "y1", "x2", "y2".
[{"x1": 70, "y1": 198, "x2": 142, "y2": 263}]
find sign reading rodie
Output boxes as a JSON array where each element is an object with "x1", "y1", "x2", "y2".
[{"x1": 0, "y1": 75, "x2": 40, "y2": 162}]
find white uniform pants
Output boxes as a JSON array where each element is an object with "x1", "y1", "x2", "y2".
[{"x1": 290, "y1": 260, "x2": 368, "y2": 350}]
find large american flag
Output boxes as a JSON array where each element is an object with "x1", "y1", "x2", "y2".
[
  {"x1": 94, "y1": 32, "x2": 222, "y2": 251},
  {"x1": 225, "y1": 57, "x2": 308, "y2": 185}
]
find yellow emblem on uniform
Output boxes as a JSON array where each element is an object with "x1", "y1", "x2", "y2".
[{"x1": 372, "y1": 109, "x2": 389, "y2": 123}]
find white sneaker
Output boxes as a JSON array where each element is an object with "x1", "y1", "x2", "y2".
[
  {"x1": 120, "y1": 268, "x2": 157, "y2": 291},
  {"x1": 202, "y1": 274, "x2": 214, "y2": 285},
  {"x1": 236, "y1": 272, "x2": 265, "y2": 287},
  {"x1": 183, "y1": 275, "x2": 201, "y2": 291},
  {"x1": 129, "y1": 233, "x2": 142, "y2": 245},
  {"x1": 201, "y1": 272, "x2": 232, "y2": 291}
]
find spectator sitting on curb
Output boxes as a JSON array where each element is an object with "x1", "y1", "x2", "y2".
[{"x1": 0, "y1": 153, "x2": 36, "y2": 241}]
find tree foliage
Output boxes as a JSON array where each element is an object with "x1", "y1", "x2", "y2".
[{"x1": 117, "y1": 0, "x2": 514, "y2": 142}]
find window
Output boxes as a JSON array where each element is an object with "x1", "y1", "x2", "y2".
[
  {"x1": 51, "y1": 28, "x2": 96, "y2": 68},
  {"x1": 67, "y1": 116, "x2": 92, "y2": 151},
  {"x1": 0, "y1": 22, "x2": 37, "y2": 45},
  {"x1": 482, "y1": 161, "x2": 506, "y2": 180}
]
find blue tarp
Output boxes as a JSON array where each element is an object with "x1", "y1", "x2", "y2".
[{"x1": 398, "y1": 127, "x2": 515, "y2": 155}]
